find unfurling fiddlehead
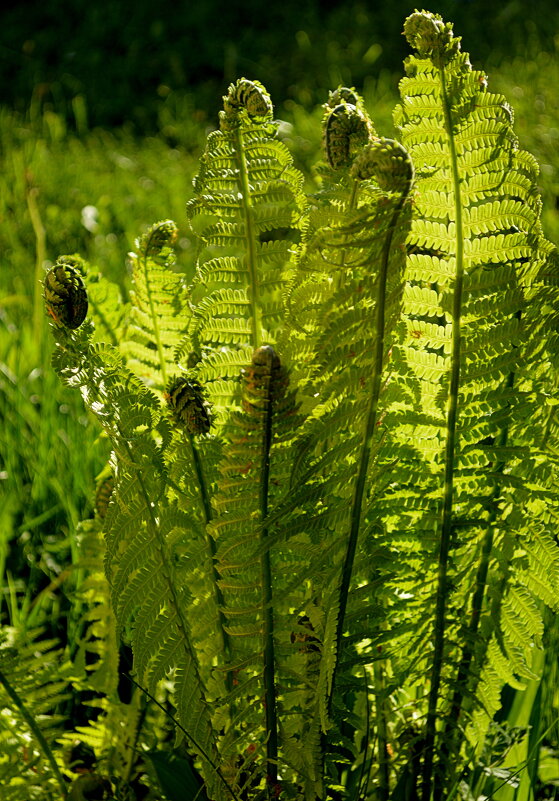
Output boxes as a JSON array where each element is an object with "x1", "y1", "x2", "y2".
[
  {"x1": 165, "y1": 376, "x2": 213, "y2": 435},
  {"x1": 326, "y1": 86, "x2": 361, "y2": 108},
  {"x1": 351, "y1": 138, "x2": 415, "y2": 193},
  {"x1": 137, "y1": 219, "x2": 178, "y2": 261},
  {"x1": 220, "y1": 78, "x2": 273, "y2": 132},
  {"x1": 44, "y1": 258, "x2": 88, "y2": 329},
  {"x1": 322, "y1": 101, "x2": 373, "y2": 170},
  {"x1": 403, "y1": 9, "x2": 461, "y2": 66}
]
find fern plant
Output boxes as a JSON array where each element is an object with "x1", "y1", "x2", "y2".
[{"x1": 41, "y1": 13, "x2": 559, "y2": 801}]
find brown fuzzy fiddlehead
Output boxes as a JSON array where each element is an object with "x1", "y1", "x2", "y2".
[
  {"x1": 322, "y1": 102, "x2": 373, "y2": 170},
  {"x1": 165, "y1": 376, "x2": 213, "y2": 435},
  {"x1": 242, "y1": 345, "x2": 289, "y2": 416},
  {"x1": 220, "y1": 78, "x2": 273, "y2": 132},
  {"x1": 44, "y1": 258, "x2": 88, "y2": 330}
]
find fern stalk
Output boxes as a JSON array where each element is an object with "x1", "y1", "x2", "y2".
[
  {"x1": 231, "y1": 117, "x2": 278, "y2": 773},
  {"x1": 234, "y1": 127, "x2": 263, "y2": 348},
  {"x1": 438, "y1": 372, "x2": 515, "y2": 790},
  {"x1": 122, "y1": 437, "x2": 204, "y2": 682},
  {"x1": 188, "y1": 433, "x2": 233, "y2": 678},
  {"x1": 123, "y1": 690, "x2": 148, "y2": 786},
  {"x1": 329, "y1": 182, "x2": 411, "y2": 799},
  {"x1": 258, "y1": 361, "x2": 279, "y2": 794},
  {"x1": 0, "y1": 666, "x2": 68, "y2": 800},
  {"x1": 421, "y1": 60, "x2": 465, "y2": 801},
  {"x1": 373, "y1": 659, "x2": 390, "y2": 801},
  {"x1": 130, "y1": 676, "x2": 240, "y2": 801},
  {"x1": 141, "y1": 247, "x2": 169, "y2": 387}
]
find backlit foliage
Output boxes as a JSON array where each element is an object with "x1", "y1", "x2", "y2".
[{"x1": 37, "y1": 15, "x2": 559, "y2": 801}]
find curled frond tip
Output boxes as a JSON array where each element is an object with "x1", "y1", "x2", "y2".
[
  {"x1": 403, "y1": 9, "x2": 461, "y2": 65},
  {"x1": 351, "y1": 138, "x2": 414, "y2": 193},
  {"x1": 220, "y1": 78, "x2": 273, "y2": 131},
  {"x1": 323, "y1": 102, "x2": 373, "y2": 170},
  {"x1": 165, "y1": 376, "x2": 212, "y2": 435},
  {"x1": 44, "y1": 259, "x2": 88, "y2": 330}
]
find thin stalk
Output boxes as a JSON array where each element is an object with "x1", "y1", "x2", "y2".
[
  {"x1": 129, "y1": 676, "x2": 241, "y2": 801},
  {"x1": 123, "y1": 689, "x2": 148, "y2": 786},
  {"x1": 71, "y1": 333, "x2": 225, "y2": 798},
  {"x1": 233, "y1": 122, "x2": 277, "y2": 788},
  {"x1": 259, "y1": 372, "x2": 278, "y2": 795},
  {"x1": 188, "y1": 434, "x2": 233, "y2": 682},
  {"x1": 140, "y1": 247, "x2": 168, "y2": 388},
  {"x1": 144, "y1": 232, "x2": 231, "y2": 680},
  {"x1": 439, "y1": 373, "x2": 515, "y2": 777},
  {"x1": 142, "y1": 236, "x2": 232, "y2": 681},
  {"x1": 331, "y1": 188, "x2": 410, "y2": 690},
  {"x1": 356, "y1": 667, "x2": 372, "y2": 800},
  {"x1": 119, "y1": 436, "x2": 221, "y2": 785},
  {"x1": 26, "y1": 178, "x2": 47, "y2": 344},
  {"x1": 328, "y1": 182, "x2": 412, "y2": 798},
  {"x1": 374, "y1": 659, "x2": 390, "y2": 801},
  {"x1": 421, "y1": 61, "x2": 465, "y2": 801},
  {"x1": 0, "y1": 667, "x2": 68, "y2": 799},
  {"x1": 234, "y1": 127, "x2": 262, "y2": 349}
]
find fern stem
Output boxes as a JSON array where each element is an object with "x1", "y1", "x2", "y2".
[
  {"x1": 233, "y1": 119, "x2": 278, "y2": 786},
  {"x1": 356, "y1": 667, "x2": 372, "y2": 800},
  {"x1": 421, "y1": 61, "x2": 465, "y2": 801},
  {"x1": 123, "y1": 689, "x2": 148, "y2": 785},
  {"x1": 189, "y1": 434, "x2": 213, "y2": 524},
  {"x1": 188, "y1": 433, "x2": 233, "y2": 679},
  {"x1": 141, "y1": 244, "x2": 168, "y2": 387},
  {"x1": 234, "y1": 127, "x2": 262, "y2": 348},
  {"x1": 0, "y1": 666, "x2": 68, "y2": 800},
  {"x1": 438, "y1": 370, "x2": 515, "y2": 790},
  {"x1": 373, "y1": 658, "x2": 390, "y2": 801},
  {"x1": 129, "y1": 676, "x2": 241, "y2": 801},
  {"x1": 329, "y1": 183, "x2": 411, "y2": 797},
  {"x1": 121, "y1": 438, "x2": 219, "y2": 778},
  {"x1": 260, "y1": 371, "x2": 278, "y2": 794}
]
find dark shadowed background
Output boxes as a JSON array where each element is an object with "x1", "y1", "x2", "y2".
[{"x1": 1, "y1": 0, "x2": 557, "y2": 130}]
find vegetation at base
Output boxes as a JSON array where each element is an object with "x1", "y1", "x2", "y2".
[{"x1": 1, "y1": 7, "x2": 559, "y2": 801}]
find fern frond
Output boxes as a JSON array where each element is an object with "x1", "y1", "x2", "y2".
[
  {"x1": 0, "y1": 629, "x2": 69, "y2": 799},
  {"x1": 186, "y1": 79, "x2": 306, "y2": 416},
  {"x1": 121, "y1": 220, "x2": 190, "y2": 392},
  {"x1": 210, "y1": 346, "x2": 302, "y2": 794},
  {"x1": 393, "y1": 11, "x2": 559, "y2": 796},
  {"x1": 71, "y1": 513, "x2": 119, "y2": 697},
  {"x1": 48, "y1": 315, "x2": 228, "y2": 799}
]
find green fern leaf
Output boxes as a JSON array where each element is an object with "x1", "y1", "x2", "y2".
[
  {"x1": 121, "y1": 219, "x2": 190, "y2": 392},
  {"x1": 186, "y1": 79, "x2": 306, "y2": 416}
]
